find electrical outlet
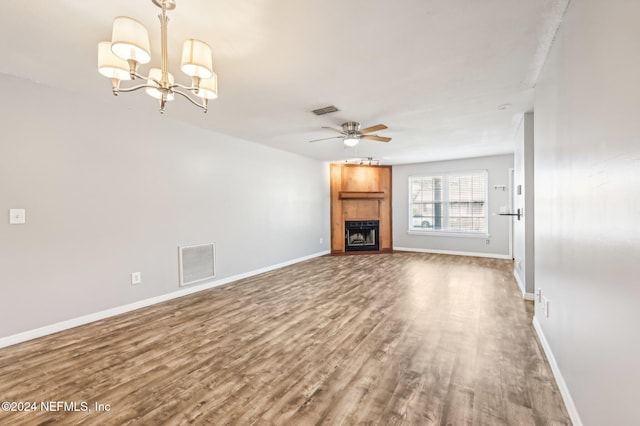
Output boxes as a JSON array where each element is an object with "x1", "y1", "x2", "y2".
[
  {"x1": 319, "y1": 237, "x2": 323, "y2": 245},
  {"x1": 536, "y1": 288, "x2": 542, "y2": 302},
  {"x1": 131, "y1": 272, "x2": 142, "y2": 285},
  {"x1": 485, "y1": 239, "x2": 490, "y2": 245},
  {"x1": 9, "y1": 209, "x2": 26, "y2": 224},
  {"x1": 542, "y1": 296, "x2": 550, "y2": 318}
]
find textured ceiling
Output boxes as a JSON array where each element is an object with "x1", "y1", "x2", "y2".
[{"x1": 0, "y1": 0, "x2": 568, "y2": 164}]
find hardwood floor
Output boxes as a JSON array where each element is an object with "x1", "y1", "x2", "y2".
[{"x1": 0, "y1": 252, "x2": 571, "y2": 425}]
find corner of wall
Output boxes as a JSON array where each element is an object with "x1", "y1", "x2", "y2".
[{"x1": 513, "y1": 269, "x2": 535, "y2": 300}]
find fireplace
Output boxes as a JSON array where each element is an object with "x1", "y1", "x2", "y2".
[{"x1": 345, "y1": 220, "x2": 379, "y2": 252}]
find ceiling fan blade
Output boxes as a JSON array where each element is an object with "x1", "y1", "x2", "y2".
[
  {"x1": 359, "y1": 124, "x2": 388, "y2": 134},
  {"x1": 321, "y1": 126, "x2": 346, "y2": 135},
  {"x1": 361, "y1": 135, "x2": 392, "y2": 142},
  {"x1": 309, "y1": 136, "x2": 343, "y2": 143}
]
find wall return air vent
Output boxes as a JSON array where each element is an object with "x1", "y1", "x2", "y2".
[{"x1": 178, "y1": 243, "x2": 216, "y2": 287}]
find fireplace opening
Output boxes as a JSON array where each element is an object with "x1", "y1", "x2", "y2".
[{"x1": 345, "y1": 220, "x2": 379, "y2": 252}]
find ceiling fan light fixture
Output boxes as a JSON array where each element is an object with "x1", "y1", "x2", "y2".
[
  {"x1": 309, "y1": 122, "x2": 390, "y2": 145},
  {"x1": 343, "y1": 137, "x2": 359, "y2": 147}
]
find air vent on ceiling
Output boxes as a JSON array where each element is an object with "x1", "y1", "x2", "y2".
[{"x1": 311, "y1": 105, "x2": 339, "y2": 116}]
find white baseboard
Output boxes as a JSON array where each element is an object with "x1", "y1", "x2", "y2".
[
  {"x1": 532, "y1": 316, "x2": 583, "y2": 426},
  {"x1": 513, "y1": 269, "x2": 535, "y2": 300},
  {"x1": 393, "y1": 246, "x2": 511, "y2": 260},
  {"x1": 0, "y1": 250, "x2": 330, "y2": 349}
]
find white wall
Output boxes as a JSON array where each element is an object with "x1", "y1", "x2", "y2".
[
  {"x1": 513, "y1": 112, "x2": 535, "y2": 296},
  {"x1": 534, "y1": 0, "x2": 640, "y2": 424},
  {"x1": 0, "y1": 73, "x2": 329, "y2": 339},
  {"x1": 393, "y1": 154, "x2": 513, "y2": 257}
]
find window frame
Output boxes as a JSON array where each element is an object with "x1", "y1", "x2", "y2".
[{"x1": 407, "y1": 170, "x2": 490, "y2": 238}]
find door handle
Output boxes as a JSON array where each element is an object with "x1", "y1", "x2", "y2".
[{"x1": 499, "y1": 209, "x2": 521, "y2": 220}]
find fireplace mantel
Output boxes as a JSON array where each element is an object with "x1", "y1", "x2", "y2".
[
  {"x1": 338, "y1": 191, "x2": 385, "y2": 200},
  {"x1": 330, "y1": 164, "x2": 392, "y2": 254}
]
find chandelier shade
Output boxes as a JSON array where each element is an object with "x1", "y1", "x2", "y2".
[
  {"x1": 181, "y1": 39, "x2": 214, "y2": 78},
  {"x1": 196, "y1": 73, "x2": 218, "y2": 99},
  {"x1": 146, "y1": 68, "x2": 175, "y2": 100},
  {"x1": 97, "y1": 1, "x2": 217, "y2": 113},
  {"x1": 111, "y1": 17, "x2": 151, "y2": 64},
  {"x1": 98, "y1": 41, "x2": 131, "y2": 80}
]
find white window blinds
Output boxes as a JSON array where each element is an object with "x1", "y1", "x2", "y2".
[{"x1": 409, "y1": 171, "x2": 488, "y2": 234}]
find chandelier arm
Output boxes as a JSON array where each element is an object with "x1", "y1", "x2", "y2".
[
  {"x1": 131, "y1": 70, "x2": 151, "y2": 81},
  {"x1": 172, "y1": 89, "x2": 206, "y2": 110},
  {"x1": 116, "y1": 84, "x2": 151, "y2": 93},
  {"x1": 172, "y1": 83, "x2": 199, "y2": 92}
]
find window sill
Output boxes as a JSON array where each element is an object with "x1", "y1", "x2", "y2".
[{"x1": 407, "y1": 230, "x2": 490, "y2": 239}]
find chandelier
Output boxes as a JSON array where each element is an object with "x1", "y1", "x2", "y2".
[{"x1": 97, "y1": 0, "x2": 218, "y2": 114}]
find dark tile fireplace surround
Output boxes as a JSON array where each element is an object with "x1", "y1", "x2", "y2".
[{"x1": 344, "y1": 220, "x2": 380, "y2": 252}]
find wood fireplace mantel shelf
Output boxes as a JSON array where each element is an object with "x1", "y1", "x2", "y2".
[{"x1": 339, "y1": 191, "x2": 385, "y2": 200}]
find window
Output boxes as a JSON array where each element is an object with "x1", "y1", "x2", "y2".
[{"x1": 409, "y1": 171, "x2": 488, "y2": 235}]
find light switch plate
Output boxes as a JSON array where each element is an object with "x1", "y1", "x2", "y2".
[{"x1": 9, "y1": 209, "x2": 26, "y2": 224}]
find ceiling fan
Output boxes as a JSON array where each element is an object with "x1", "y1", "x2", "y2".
[{"x1": 309, "y1": 122, "x2": 391, "y2": 147}]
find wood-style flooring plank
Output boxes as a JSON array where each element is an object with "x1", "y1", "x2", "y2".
[{"x1": 0, "y1": 252, "x2": 571, "y2": 425}]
